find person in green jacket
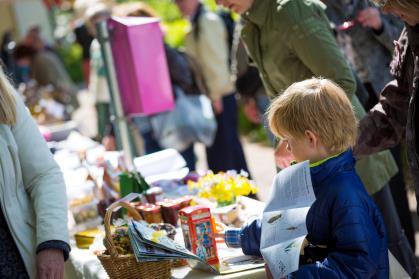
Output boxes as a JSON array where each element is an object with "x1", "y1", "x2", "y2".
[{"x1": 217, "y1": 0, "x2": 416, "y2": 275}]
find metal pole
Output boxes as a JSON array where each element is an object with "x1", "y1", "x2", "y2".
[{"x1": 96, "y1": 20, "x2": 134, "y2": 169}]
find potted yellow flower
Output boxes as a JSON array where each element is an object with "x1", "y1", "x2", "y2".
[{"x1": 187, "y1": 171, "x2": 258, "y2": 225}]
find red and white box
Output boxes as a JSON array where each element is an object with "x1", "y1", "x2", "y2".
[{"x1": 179, "y1": 205, "x2": 219, "y2": 267}]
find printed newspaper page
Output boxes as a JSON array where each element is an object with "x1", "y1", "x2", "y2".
[{"x1": 261, "y1": 161, "x2": 316, "y2": 278}]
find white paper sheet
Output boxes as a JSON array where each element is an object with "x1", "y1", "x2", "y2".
[{"x1": 261, "y1": 161, "x2": 316, "y2": 278}]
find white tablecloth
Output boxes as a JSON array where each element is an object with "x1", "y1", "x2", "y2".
[
  {"x1": 64, "y1": 247, "x2": 266, "y2": 279},
  {"x1": 65, "y1": 197, "x2": 266, "y2": 279}
]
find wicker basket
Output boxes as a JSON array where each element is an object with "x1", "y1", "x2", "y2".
[{"x1": 97, "y1": 201, "x2": 172, "y2": 279}]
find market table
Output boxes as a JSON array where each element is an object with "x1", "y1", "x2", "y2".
[
  {"x1": 65, "y1": 247, "x2": 266, "y2": 279},
  {"x1": 65, "y1": 197, "x2": 267, "y2": 279}
]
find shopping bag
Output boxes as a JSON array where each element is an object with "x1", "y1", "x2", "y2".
[
  {"x1": 150, "y1": 87, "x2": 217, "y2": 152},
  {"x1": 109, "y1": 17, "x2": 174, "y2": 116}
]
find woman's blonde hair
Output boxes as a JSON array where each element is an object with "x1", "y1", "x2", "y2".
[
  {"x1": 0, "y1": 67, "x2": 17, "y2": 125},
  {"x1": 267, "y1": 78, "x2": 357, "y2": 154}
]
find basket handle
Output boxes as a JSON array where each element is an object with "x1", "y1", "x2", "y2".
[{"x1": 104, "y1": 200, "x2": 142, "y2": 257}]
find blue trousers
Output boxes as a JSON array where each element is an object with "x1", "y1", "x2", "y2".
[{"x1": 206, "y1": 94, "x2": 250, "y2": 174}]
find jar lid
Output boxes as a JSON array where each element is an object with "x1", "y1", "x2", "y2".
[
  {"x1": 146, "y1": 187, "x2": 163, "y2": 195},
  {"x1": 143, "y1": 204, "x2": 161, "y2": 213}
]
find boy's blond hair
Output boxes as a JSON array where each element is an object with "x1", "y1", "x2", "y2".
[{"x1": 267, "y1": 78, "x2": 357, "y2": 154}]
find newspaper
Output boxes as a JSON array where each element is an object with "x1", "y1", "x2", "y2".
[
  {"x1": 128, "y1": 220, "x2": 264, "y2": 274},
  {"x1": 261, "y1": 161, "x2": 316, "y2": 278},
  {"x1": 128, "y1": 220, "x2": 215, "y2": 267}
]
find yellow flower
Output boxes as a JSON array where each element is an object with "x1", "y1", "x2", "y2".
[{"x1": 188, "y1": 171, "x2": 258, "y2": 206}]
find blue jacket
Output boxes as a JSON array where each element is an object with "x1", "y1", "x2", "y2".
[{"x1": 239, "y1": 150, "x2": 389, "y2": 278}]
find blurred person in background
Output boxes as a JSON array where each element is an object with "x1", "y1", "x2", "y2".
[
  {"x1": 217, "y1": 0, "x2": 416, "y2": 276},
  {"x1": 74, "y1": 23, "x2": 94, "y2": 85},
  {"x1": 323, "y1": 0, "x2": 416, "y2": 252},
  {"x1": 324, "y1": 1, "x2": 403, "y2": 110},
  {"x1": 0, "y1": 65, "x2": 70, "y2": 278},
  {"x1": 355, "y1": 0, "x2": 419, "y2": 220},
  {"x1": 13, "y1": 44, "x2": 78, "y2": 112},
  {"x1": 86, "y1": 2, "x2": 113, "y2": 141},
  {"x1": 22, "y1": 26, "x2": 61, "y2": 60},
  {"x1": 230, "y1": 22, "x2": 275, "y2": 145},
  {"x1": 73, "y1": 0, "x2": 95, "y2": 85},
  {"x1": 23, "y1": 26, "x2": 44, "y2": 49},
  {"x1": 175, "y1": 0, "x2": 250, "y2": 174},
  {"x1": 72, "y1": 0, "x2": 113, "y2": 85}
]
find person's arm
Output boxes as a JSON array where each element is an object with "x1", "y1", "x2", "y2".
[
  {"x1": 224, "y1": 217, "x2": 262, "y2": 256},
  {"x1": 358, "y1": 6, "x2": 404, "y2": 52},
  {"x1": 373, "y1": 14, "x2": 403, "y2": 51},
  {"x1": 354, "y1": 79, "x2": 409, "y2": 157},
  {"x1": 11, "y1": 91, "x2": 70, "y2": 254},
  {"x1": 196, "y1": 13, "x2": 234, "y2": 100},
  {"x1": 295, "y1": 193, "x2": 386, "y2": 278},
  {"x1": 285, "y1": 12, "x2": 356, "y2": 100}
]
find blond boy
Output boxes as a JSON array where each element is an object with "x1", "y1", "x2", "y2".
[{"x1": 223, "y1": 78, "x2": 388, "y2": 278}]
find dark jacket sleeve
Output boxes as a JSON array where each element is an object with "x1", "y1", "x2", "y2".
[
  {"x1": 36, "y1": 240, "x2": 71, "y2": 261},
  {"x1": 373, "y1": 13, "x2": 404, "y2": 52},
  {"x1": 295, "y1": 201, "x2": 385, "y2": 278},
  {"x1": 354, "y1": 28, "x2": 411, "y2": 158},
  {"x1": 240, "y1": 217, "x2": 262, "y2": 257},
  {"x1": 354, "y1": 79, "x2": 409, "y2": 157}
]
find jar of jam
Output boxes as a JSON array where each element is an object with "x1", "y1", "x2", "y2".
[
  {"x1": 144, "y1": 187, "x2": 163, "y2": 204},
  {"x1": 140, "y1": 204, "x2": 163, "y2": 224},
  {"x1": 161, "y1": 201, "x2": 182, "y2": 226}
]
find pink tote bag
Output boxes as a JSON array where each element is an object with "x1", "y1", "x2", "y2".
[{"x1": 108, "y1": 17, "x2": 174, "y2": 116}]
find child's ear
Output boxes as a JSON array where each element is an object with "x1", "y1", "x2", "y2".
[{"x1": 304, "y1": 130, "x2": 318, "y2": 147}]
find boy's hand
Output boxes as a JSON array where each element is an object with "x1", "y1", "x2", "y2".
[
  {"x1": 300, "y1": 238, "x2": 309, "y2": 255},
  {"x1": 275, "y1": 140, "x2": 294, "y2": 169},
  {"x1": 214, "y1": 221, "x2": 227, "y2": 239}
]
